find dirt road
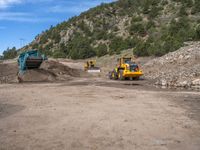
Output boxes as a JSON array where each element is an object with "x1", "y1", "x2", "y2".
[{"x1": 0, "y1": 78, "x2": 200, "y2": 150}]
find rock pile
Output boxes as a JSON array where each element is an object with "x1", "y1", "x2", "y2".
[{"x1": 143, "y1": 42, "x2": 200, "y2": 88}]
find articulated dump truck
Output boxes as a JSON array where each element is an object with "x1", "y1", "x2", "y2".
[{"x1": 109, "y1": 57, "x2": 143, "y2": 80}]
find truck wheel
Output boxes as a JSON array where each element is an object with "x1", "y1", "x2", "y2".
[{"x1": 118, "y1": 70, "x2": 124, "y2": 80}]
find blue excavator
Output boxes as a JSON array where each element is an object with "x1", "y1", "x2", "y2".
[{"x1": 18, "y1": 50, "x2": 47, "y2": 75}]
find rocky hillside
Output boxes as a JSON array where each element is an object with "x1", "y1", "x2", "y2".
[
  {"x1": 24, "y1": 0, "x2": 200, "y2": 59},
  {"x1": 143, "y1": 42, "x2": 200, "y2": 88}
]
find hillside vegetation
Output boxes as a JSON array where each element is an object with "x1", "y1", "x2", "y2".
[{"x1": 24, "y1": 0, "x2": 200, "y2": 59}]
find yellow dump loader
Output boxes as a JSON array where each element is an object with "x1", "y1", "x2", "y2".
[
  {"x1": 84, "y1": 60, "x2": 101, "y2": 73},
  {"x1": 109, "y1": 57, "x2": 143, "y2": 80}
]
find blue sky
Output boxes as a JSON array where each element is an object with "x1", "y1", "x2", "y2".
[{"x1": 0, "y1": 0, "x2": 114, "y2": 55}]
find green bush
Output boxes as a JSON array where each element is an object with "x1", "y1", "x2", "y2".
[
  {"x1": 32, "y1": 43, "x2": 39, "y2": 49},
  {"x1": 108, "y1": 49, "x2": 115, "y2": 55},
  {"x1": 131, "y1": 15, "x2": 143, "y2": 22},
  {"x1": 178, "y1": 5, "x2": 188, "y2": 16},
  {"x1": 133, "y1": 41, "x2": 150, "y2": 57},
  {"x1": 68, "y1": 34, "x2": 96, "y2": 59},
  {"x1": 149, "y1": 6, "x2": 161, "y2": 18},
  {"x1": 129, "y1": 22, "x2": 146, "y2": 36},
  {"x1": 146, "y1": 20, "x2": 156, "y2": 29},
  {"x1": 162, "y1": 36, "x2": 183, "y2": 53},
  {"x1": 109, "y1": 37, "x2": 136, "y2": 53},
  {"x1": 191, "y1": 0, "x2": 200, "y2": 14},
  {"x1": 53, "y1": 50, "x2": 66, "y2": 58},
  {"x1": 195, "y1": 24, "x2": 200, "y2": 39},
  {"x1": 96, "y1": 44, "x2": 108, "y2": 57}
]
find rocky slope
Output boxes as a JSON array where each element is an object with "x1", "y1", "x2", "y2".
[
  {"x1": 22, "y1": 0, "x2": 200, "y2": 59},
  {"x1": 143, "y1": 42, "x2": 200, "y2": 88}
]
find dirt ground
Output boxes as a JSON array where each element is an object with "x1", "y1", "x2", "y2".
[
  {"x1": 0, "y1": 59, "x2": 200, "y2": 150},
  {"x1": 0, "y1": 76, "x2": 200, "y2": 150}
]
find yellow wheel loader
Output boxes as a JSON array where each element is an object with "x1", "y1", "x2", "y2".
[
  {"x1": 84, "y1": 60, "x2": 101, "y2": 73},
  {"x1": 109, "y1": 57, "x2": 143, "y2": 80}
]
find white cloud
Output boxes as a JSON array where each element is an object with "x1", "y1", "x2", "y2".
[
  {"x1": 0, "y1": 0, "x2": 22, "y2": 9},
  {"x1": 0, "y1": 12, "x2": 54, "y2": 22},
  {"x1": 48, "y1": 5, "x2": 90, "y2": 14},
  {"x1": 48, "y1": 0, "x2": 115, "y2": 13},
  {"x1": 0, "y1": 0, "x2": 116, "y2": 22}
]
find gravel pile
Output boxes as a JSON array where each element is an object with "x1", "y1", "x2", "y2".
[{"x1": 143, "y1": 42, "x2": 200, "y2": 88}]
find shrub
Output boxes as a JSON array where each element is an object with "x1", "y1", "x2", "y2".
[
  {"x1": 133, "y1": 41, "x2": 150, "y2": 57},
  {"x1": 129, "y1": 22, "x2": 146, "y2": 36},
  {"x1": 131, "y1": 15, "x2": 143, "y2": 22},
  {"x1": 178, "y1": 5, "x2": 188, "y2": 16},
  {"x1": 149, "y1": 6, "x2": 160, "y2": 18},
  {"x1": 195, "y1": 24, "x2": 200, "y2": 39},
  {"x1": 53, "y1": 50, "x2": 66, "y2": 58},
  {"x1": 96, "y1": 44, "x2": 108, "y2": 57},
  {"x1": 68, "y1": 34, "x2": 96, "y2": 59}
]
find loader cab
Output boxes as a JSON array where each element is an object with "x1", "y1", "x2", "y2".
[
  {"x1": 117, "y1": 57, "x2": 132, "y2": 67},
  {"x1": 117, "y1": 57, "x2": 139, "y2": 72}
]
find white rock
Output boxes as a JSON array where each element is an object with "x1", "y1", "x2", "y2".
[
  {"x1": 178, "y1": 55, "x2": 183, "y2": 59},
  {"x1": 192, "y1": 79, "x2": 200, "y2": 85},
  {"x1": 178, "y1": 81, "x2": 190, "y2": 87},
  {"x1": 161, "y1": 79, "x2": 167, "y2": 86}
]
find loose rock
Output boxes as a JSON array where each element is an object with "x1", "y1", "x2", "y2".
[{"x1": 143, "y1": 42, "x2": 200, "y2": 88}]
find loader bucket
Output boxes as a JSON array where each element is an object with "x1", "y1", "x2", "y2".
[{"x1": 87, "y1": 67, "x2": 101, "y2": 73}]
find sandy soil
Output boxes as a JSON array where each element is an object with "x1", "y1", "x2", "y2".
[{"x1": 0, "y1": 77, "x2": 200, "y2": 150}]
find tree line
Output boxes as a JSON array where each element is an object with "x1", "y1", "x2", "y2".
[{"x1": 1, "y1": 47, "x2": 18, "y2": 60}]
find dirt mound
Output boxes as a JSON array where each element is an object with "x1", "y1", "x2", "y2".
[
  {"x1": 0, "y1": 60, "x2": 87, "y2": 83},
  {"x1": 0, "y1": 63, "x2": 18, "y2": 84},
  {"x1": 19, "y1": 60, "x2": 87, "y2": 82},
  {"x1": 143, "y1": 42, "x2": 200, "y2": 88}
]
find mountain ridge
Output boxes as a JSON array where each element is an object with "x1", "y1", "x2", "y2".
[{"x1": 22, "y1": 0, "x2": 200, "y2": 59}]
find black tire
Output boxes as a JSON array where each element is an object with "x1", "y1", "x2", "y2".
[
  {"x1": 108, "y1": 72, "x2": 112, "y2": 79},
  {"x1": 125, "y1": 77, "x2": 130, "y2": 80},
  {"x1": 113, "y1": 70, "x2": 118, "y2": 80},
  {"x1": 132, "y1": 77, "x2": 140, "y2": 80},
  {"x1": 118, "y1": 70, "x2": 124, "y2": 80}
]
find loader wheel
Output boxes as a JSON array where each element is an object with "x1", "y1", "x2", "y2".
[
  {"x1": 108, "y1": 72, "x2": 112, "y2": 79},
  {"x1": 132, "y1": 77, "x2": 140, "y2": 80},
  {"x1": 112, "y1": 71, "x2": 118, "y2": 80},
  {"x1": 118, "y1": 70, "x2": 124, "y2": 80}
]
